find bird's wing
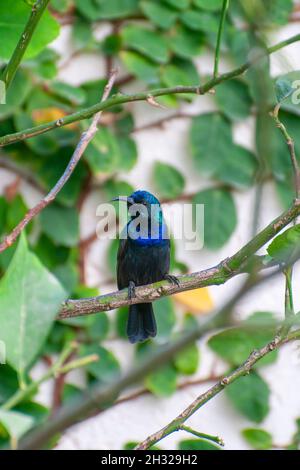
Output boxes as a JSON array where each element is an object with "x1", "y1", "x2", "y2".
[{"x1": 117, "y1": 236, "x2": 128, "y2": 290}]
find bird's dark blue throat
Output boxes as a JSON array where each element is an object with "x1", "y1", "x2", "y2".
[{"x1": 114, "y1": 190, "x2": 177, "y2": 344}]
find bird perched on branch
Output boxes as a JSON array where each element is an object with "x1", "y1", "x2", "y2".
[{"x1": 112, "y1": 190, "x2": 179, "y2": 343}]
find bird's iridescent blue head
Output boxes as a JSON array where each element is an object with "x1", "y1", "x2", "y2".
[{"x1": 112, "y1": 190, "x2": 168, "y2": 244}]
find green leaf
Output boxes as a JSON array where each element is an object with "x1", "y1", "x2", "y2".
[
  {"x1": 115, "y1": 306, "x2": 128, "y2": 339},
  {"x1": 0, "y1": 0, "x2": 60, "y2": 61},
  {"x1": 242, "y1": 428, "x2": 272, "y2": 450},
  {"x1": 40, "y1": 205, "x2": 79, "y2": 247},
  {"x1": 214, "y1": 144, "x2": 258, "y2": 189},
  {"x1": 0, "y1": 365, "x2": 19, "y2": 405},
  {"x1": 14, "y1": 112, "x2": 59, "y2": 156},
  {"x1": 140, "y1": 1, "x2": 178, "y2": 29},
  {"x1": 102, "y1": 179, "x2": 134, "y2": 202},
  {"x1": 275, "y1": 78, "x2": 294, "y2": 104},
  {"x1": 181, "y1": 9, "x2": 219, "y2": 33},
  {"x1": 118, "y1": 136, "x2": 138, "y2": 171},
  {"x1": 75, "y1": 0, "x2": 139, "y2": 20},
  {"x1": 193, "y1": 189, "x2": 237, "y2": 250},
  {"x1": 168, "y1": 24, "x2": 204, "y2": 59},
  {"x1": 174, "y1": 343, "x2": 199, "y2": 375},
  {"x1": 80, "y1": 345, "x2": 121, "y2": 385},
  {"x1": 267, "y1": 225, "x2": 300, "y2": 263},
  {"x1": 120, "y1": 51, "x2": 159, "y2": 84},
  {"x1": 0, "y1": 234, "x2": 66, "y2": 378},
  {"x1": 226, "y1": 371, "x2": 270, "y2": 423},
  {"x1": 178, "y1": 439, "x2": 221, "y2": 450},
  {"x1": 215, "y1": 79, "x2": 252, "y2": 121},
  {"x1": 155, "y1": 297, "x2": 176, "y2": 341},
  {"x1": 160, "y1": 59, "x2": 199, "y2": 100},
  {"x1": 48, "y1": 82, "x2": 87, "y2": 106},
  {"x1": 0, "y1": 410, "x2": 34, "y2": 443},
  {"x1": 85, "y1": 127, "x2": 120, "y2": 174},
  {"x1": 72, "y1": 17, "x2": 94, "y2": 50},
  {"x1": 208, "y1": 312, "x2": 278, "y2": 367},
  {"x1": 121, "y1": 25, "x2": 170, "y2": 64},
  {"x1": 145, "y1": 364, "x2": 177, "y2": 397},
  {"x1": 194, "y1": 0, "x2": 223, "y2": 11},
  {"x1": 190, "y1": 113, "x2": 232, "y2": 177},
  {"x1": 262, "y1": 0, "x2": 293, "y2": 25},
  {"x1": 153, "y1": 162, "x2": 185, "y2": 199},
  {"x1": 164, "y1": 0, "x2": 190, "y2": 9},
  {"x1": 0, "y1": 70, "x2": 32, "y2": 119}
]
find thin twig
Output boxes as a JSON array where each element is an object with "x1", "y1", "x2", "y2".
[
  {"x1": 1, "y1": 0, "x2": 51, "y2": 90},
  {"x1": 1, "y1": 34, "x2": 300, "y2": 148},
  {"x1": 0, "y1": 70, "x2": 117, "y2": 254},
  {"x1": 16, "y1": 271, "x2": 300, "y2": 450},
  {"x1": 135, "y1": 330, "x2": 300, "y2": 450},
  {"x1": 213, "y1": 0, "x2": 230, "y2": 79}
]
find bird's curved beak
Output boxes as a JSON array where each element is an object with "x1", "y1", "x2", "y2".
[{"x1": 110, "y1": 196, "x2": 134, "y2": 205}]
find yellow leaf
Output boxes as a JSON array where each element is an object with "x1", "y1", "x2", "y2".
[
  {"x1": 174, "y1": 288, "x2": 213, "y2": 314},
  {"x1": 31, "y1": 107, "x2": 77, "y2": 130}
]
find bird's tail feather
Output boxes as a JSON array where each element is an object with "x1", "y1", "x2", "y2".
[{"x1": 127, "y1": 303, "x2": 157, "y2": 343}]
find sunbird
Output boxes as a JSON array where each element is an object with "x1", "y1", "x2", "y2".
[{"x1": 113, "y1": 190, "x2": 179, "y2": 343}]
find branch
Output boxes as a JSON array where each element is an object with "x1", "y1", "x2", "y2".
[
  {"x1": 213, "y1": 0, "x2": 230, "y2": 79},
  {"x1": 271, "y1": 104, "x2": 300, "y2": 198},
  {"x1": 58, "y1": 199, "x2": 300, "y2": 319},
  {"x1": 135, "y1": 329, "x2": 300, "y2": 450},
  {"x1": 0, "y1": 70, "x2": 117, "y2": 254},
  {"x1": 1, "y1": 33, "x2": 300, "y2": 148},
  {"x1": 16, "y1": 272, "x2": 300, "y2": 450},
  {"x1": 1, "y1": 0, "x2": 51, "y2": 90}
]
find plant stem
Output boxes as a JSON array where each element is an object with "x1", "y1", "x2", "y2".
[
  {"x1": 15, "y1": 273, "x2": 300, "y2": 450},
  {"x1": 135, "y1": 329, "x2": 300, "y2": 450},
  {"x1": 284, "y1": 266, "x2": 294, "y2": 318},
  {"x1": 1, "y1": 0, "x2": 51, "y2": 90},
  {"x1": 214, "y1": 0, "x2": 230, "y2": 79},
  {"x1": 1, "y1": 33, "x2": 300, "y2": 148},
  {"x1": 0, "y1": 69, "x2": 117, "y2": 254},
  {"x1": 179, "y1": 425, "x2": 224, "y2": 447},
  {"x1": 57, "y1": 199, "x2": 300, "y2": 318}
]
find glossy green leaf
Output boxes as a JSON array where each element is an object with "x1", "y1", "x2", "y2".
[
  {"x1": 242, "y1": 428, "x2": 272, "y2": 450},
  {"x1": 80, "y1": 345, "x2": 121, "y2": 385},
  {"x1": 48, "y1": 82, "x2": 87, "y2": 106},
  {"x1": 0, "y1": 410, "x2": 34, "y2": 442},
  {"x1": 193, "y1": 189, "x2": 237, "y2": 249},
  {"x1": 208, "y1": 312, "x2": 278, "y2": 367},
  {"x1": 164, "y1": 0, "x2": 190, "y2": 9},
  {"x1": 153, "y1": 162, "x2": 185, "y2": 199},
  {"x1": 122, "y1": 25, "x2": 169, "y2": 64},
  {"x1": 140, "y1": 1, "x2": 178, "y2": 29},
  {"x1": 155, "y1": 297, "x2": 176, "y2": 341},
  {"x1": 194, "y1": 0, "x2": 223, "y2": 11},
  {"x1": 168, "y1": 24, "x2": 204, "y2": 59},
  {"x1": 174, "y1": 343, "x2": 199, "y2": 375},
  {"x1": 181, "y1": 9, "x2": 219, "y2": 33},
  {"x1": 226, "y1": 371, "x2": 270, "y2": 423},
  {"x1": 75, "y1": 0, "x2": 138, "y2": 20},
  {"x1": 267, "y1": 225, "x2": 300, "y2": 263},
  {"x1": 214, "y1": 144, "x2": 258, "y2": 189},
  {"x1": 120, "y1": 51, "x2": 159, "y2": 84},
  {"x1": 85, "y1": 127, "x2": 120, "y2": 174},
  {"x1": 145, "y1": 364, "x2": 177, "y2": 397},
  {"x1": 0, "y1": 1, "x2": 60, "y2": 60},
  {"x1": 190, "y1": 113, "x2": 232, "y2": 176},
  {"x1": 215, "y1": 79, "x2": 252, "y2": 121},
  {"x1": 0, "y1": 70, "x2": 32, "y2": 119},
  {"x1": 0, "y1": 234, "x2": 66, "y2": 378},
  {"x1": 40, "y1": 205, "x2": 79, "y2": 247},
  {"x1": 179, "y1": 439, "x2": 221, "y2": 450}
]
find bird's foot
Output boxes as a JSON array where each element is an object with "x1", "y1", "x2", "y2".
[
  {"x1": 164, "y1": 274, "x2": 180, "y2": 287},
  {"x1": 128, "y1": 281, "x2": 136, "y2": 300}
]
